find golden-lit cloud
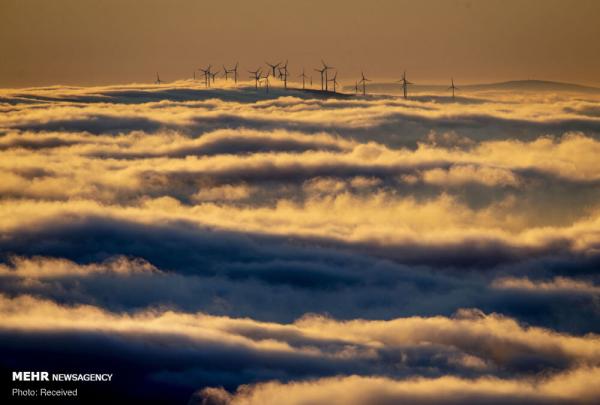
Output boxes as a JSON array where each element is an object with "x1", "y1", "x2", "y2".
[
  {"x1": 492, "y1": 277, "x2": 600, "y2": 295},
  {"x1": 1, "y1": 294, "x2": 599, "y2": 372},
  {"x1": 0, "y1": 256, "x2": 159, "y2": 279},
  {"x1": 193, "y1": 368, "x2": 600, "y2": 405},
  {"x1": 420, "y1": 164, "x2": 520, "y2": 187}
]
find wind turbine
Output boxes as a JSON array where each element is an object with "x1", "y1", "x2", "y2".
[
  {"x1": 210, "y1": 69, "x2": 220, "y2": 84},
  {"x1": 231, "y1": 62, "x2": 239, "y2": 84},
  {"x1": 266, "y1": 61, "x2": 281, "y2": 77},
  {"x1": 314, "y1": 66, "x2": 326, "y2": 91},
  {"x1": 358, "y1": 72, "x2": 370, "y2": 96},
  {"x1": 354, "y1": 81, "x2": 359, "y2": 94},
  {"x1": 397, "y1": 71, "x2": 413, "y2": 99},
  {"x1": 328, "y1": 70, "x2": 340, "y2": 93},
  {"x1": 279, "y1": 60, "x2": 289, "y2": 89},
  {"x1": 199, "y1": 65, "x2": 211, "y2": 88},
  {"x1": 223, "y1": 65, "x2": 231, "y2": 81},
  {"x1": 155, "y1": 73, "x2": 163, "y2": 84},
  {"x1": 299, "y1": 68, "x2": 308, "y2": 89},
  {"x1": 249, "y1": 68, "x2": 262, "y2": 89},
  {"x1": 448, "y1": 77, "x2": 459, "y2": 100},
  {"x1": 261, "y1": 71, "x2": 270, "y2": 93},
  {"x1": 223, "y1": 62, "x2": 239, "y2": 84},
  {"x1": 321, "y1": 60, "x2": 334, "y2": 91}
]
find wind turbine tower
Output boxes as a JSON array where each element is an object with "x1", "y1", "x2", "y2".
[
  {"x1": 398, "y1": 71, "x2": 413, "y2": 99},
  {"x1": 328, "y1": 71, "x2": 340, "y2": 93},
  {"x1": 321, "y1": 60, "x2": 334, "y2": 92},
  {"x1": 279, "y1": 60, "x2": 289, "y2": 89},
  {"x1": 448, "y1": 77, "x2": 459, "y2": 100},
  {"x1": 262, "y1": 72, "x2": 270, "y2": 93},
  {"x1": 199, "y1": 65, "x2": 211, "y2": 88},
  {"x1": 232, "y1": 62, "x2": 239, "y2": 84},
  {"x1": 299, "y1": 68, "x2": 308, "y2": 89},
  {"x1": 314, "y1": 66, "x2": 326, "y2": 91},
  {"x1": 358, "y1": 72, "x2": 371, "y2": 96},
  {"x1": 210, "y1": 69, "x2": 219, "y2": 85},
  {"x1": 223, "y1": 65, "x2": 231, "y2": 81},
  {"x1": 249, "y1": 68, "x2": 262, "y2": 89},
  {"x1": 224, "y1": 62, "x2": 240, "y2": 84}
]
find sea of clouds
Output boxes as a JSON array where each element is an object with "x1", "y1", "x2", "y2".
[{"x1": 1, "y1": 80, "x2": 600, "y2": 404}]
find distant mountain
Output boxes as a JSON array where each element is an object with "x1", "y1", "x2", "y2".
[
  {"x1": 463, "y1": 80, "x2": 600, "y2": 92},
  {"x1": 346, "y1": 80, "x2": 600, "y2": 94}
]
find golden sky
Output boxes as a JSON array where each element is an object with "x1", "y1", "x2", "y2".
[{"x1": 1, "y1": 0, "x2": 599, "y2": 87}]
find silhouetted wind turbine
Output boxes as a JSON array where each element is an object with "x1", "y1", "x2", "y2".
[
  {"x1": 397, "y1": 71, "x2": 413, "y2": 99},
  {"x1": 279, "y1": 60, "x2": 289, "y2": 89},
  {"x1": 231, "y1": 62, "x2": 239, "y2": 84},
  {"x1": 321, "y1": 60, "x2": 334, "y2": 91},
  {"x1": 266, "y1": 61, "x2": 281, "y2": 77},
  {"x1": 328, "y1": 70, "x2": 339, "y2": 93},
  {"x1": 299, "y1": 68, "x2": 308, "y2": 89},
  {"x1": 199, "y1": 65, "x2": 211, "y2": 88},
  {"x1": 261, "y1": 71, "x2": 270, "y2": 93},
  {"x1": 223, "y1": 62, "x2": 239, "y2": 84},
  {"x1": 358, "y1": 72, "x2": 370, "y2": 95},
  {"x1": 448, "y1": 77, "x2": 459, "y2": 100},
  {"x1": 249, "y1": 68, "x2": 262, "y2": 89},
  {"x1": 314, "y1": 66, "x2": 326, "y2": 91},
  {"x1": 155, "y1": 73, "x2": 163, "y2": 84},
  {"x1": 223, "y1": 65, "x2": 231, "y2": 81},
  {"x1": 210, "y1": 69, "x2": 220, "y2": 84},
  {"x1": 354, "y1": 81, "x2": 359, "y2": 94}
]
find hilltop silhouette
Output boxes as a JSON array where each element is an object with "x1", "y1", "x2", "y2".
[{"x1": 357, "y1": 79, "x2": 600, "y2": 94}]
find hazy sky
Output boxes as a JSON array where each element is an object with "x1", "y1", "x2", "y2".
[{"x1": 1, "y1": 0, "x2": 599, "y2": 87}]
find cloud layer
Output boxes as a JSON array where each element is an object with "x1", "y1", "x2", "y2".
[{"x1": 1, "y1": 82, "x2": 599, "y2": 403}]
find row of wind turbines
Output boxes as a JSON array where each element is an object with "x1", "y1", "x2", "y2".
[{"x1": 155, "y1": 60, "x2": 461, "y2": 99}]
